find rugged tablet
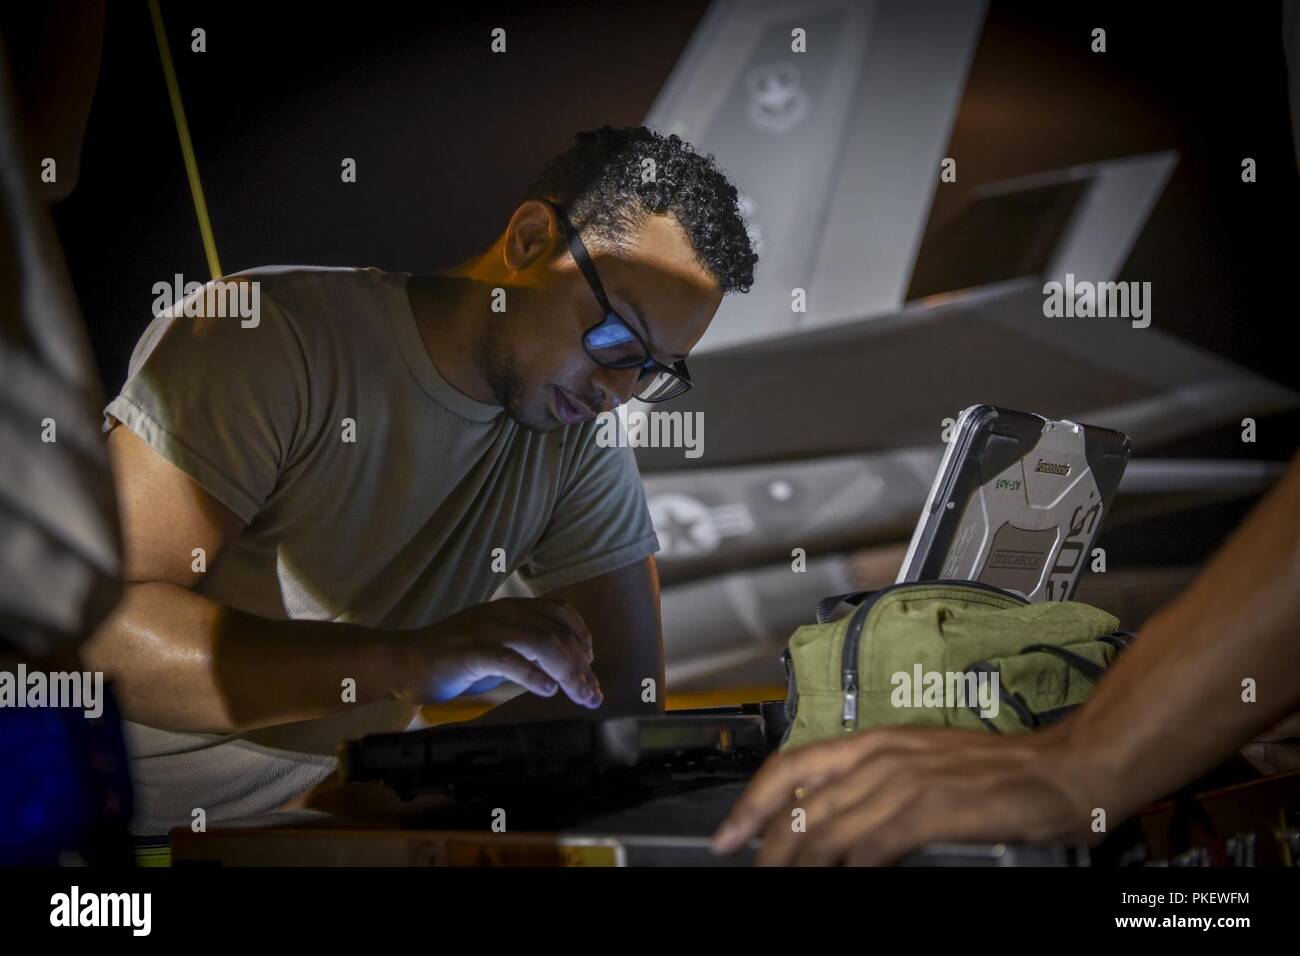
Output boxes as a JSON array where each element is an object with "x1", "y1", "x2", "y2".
[{"x1": 897, "y1": 405, "x2": 1131, "y2": 601}]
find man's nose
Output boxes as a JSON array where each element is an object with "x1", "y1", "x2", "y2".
[{"x1": 591, "y1": 366, "x2": 639, "y2": 412}]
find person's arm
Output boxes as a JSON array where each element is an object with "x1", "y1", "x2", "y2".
[
  {"x1": 81, "y1": 426, "x2": 407, "y2": 733},
  {"x1": 466, "y1": 555, "x2": 666, "y2": 725},
  {"x1": 83, "y1": 427, "x2": 602, "y2": 735},
  {"x1": 1059, "y1": 446, "x2": 1300, "y2": 819},
  {"x1": 713, "y1": 450, "x2": 1300, "y2": 865}
]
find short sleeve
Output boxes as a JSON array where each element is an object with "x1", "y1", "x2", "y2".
[
  {"x1": 517, "y1": 429, "x2": 660, "y2": 594},
  {"x1": 103, "y1": 281, "x2": 309, "y2": 524}
]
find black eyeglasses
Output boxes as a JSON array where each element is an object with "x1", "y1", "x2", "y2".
[{"x1": 540, "y1": 198, "x2": 692, "y2": 404}]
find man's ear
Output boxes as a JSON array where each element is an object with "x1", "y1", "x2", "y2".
[{"x1": 502, "y1": 199, "x2": 563, "y2": 272}]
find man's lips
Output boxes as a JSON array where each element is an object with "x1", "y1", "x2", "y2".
[{"x1": 553, "y1": 387, "x2": 596, "y2": 425}]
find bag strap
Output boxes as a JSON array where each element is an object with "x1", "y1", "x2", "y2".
[
  {"x1": 1099, "y1": 630, "x2": 1135, "y2": 652},
  {"x1": 967, "y1": 635, "x2": 1132, "y2": 733},
  {"x1": 1019, "y1": 643, "x2": 1107, "y2": 682},
  {"x1": 964, "y1": 661, "x2": 1039, "y2": 731},
  {"x1": 815, "y1": 590, "x2": 871, "y2": 624}
]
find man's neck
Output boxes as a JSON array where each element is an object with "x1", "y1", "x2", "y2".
[{"x1": 407, "y1": 261, "x2": 499, "y2": 406}]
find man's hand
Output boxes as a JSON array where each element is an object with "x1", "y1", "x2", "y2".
[
  {"x1": 712, "y1": 724, "x2": 1102, "y2": 866},
  {"x1": 397, "y1": 597, "x2": 603, "y2": 709}
]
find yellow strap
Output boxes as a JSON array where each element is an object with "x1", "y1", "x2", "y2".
[{"x1": 147, "y1": 0, "x2": 222, "y2": 280}]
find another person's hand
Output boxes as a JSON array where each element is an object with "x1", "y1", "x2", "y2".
[
  {"x1": 712, "y1": 724, "x2": 1106, "y2": 866},
  {"x1": 395, "y1": 597, "x2": 602, "y2": 708},
  {"x1": 1241, "y1": 711, "x2": 1300, "y2": 776}
]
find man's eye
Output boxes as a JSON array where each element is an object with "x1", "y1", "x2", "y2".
[{"x1": 587, "y1": 324, "x2": 634, "y2": 350}]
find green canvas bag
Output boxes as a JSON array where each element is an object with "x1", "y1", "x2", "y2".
[{"x1": 780, "y1": 580, "x2": 1132, "y2": 751}]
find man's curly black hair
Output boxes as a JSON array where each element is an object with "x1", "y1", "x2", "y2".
[{"x1": 524, "y1": 126, "x2": 758, "y2": 294}]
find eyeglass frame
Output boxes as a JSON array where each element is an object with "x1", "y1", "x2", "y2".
[{"x1": 538, "y1": 198, "x2": 692, "y2": 404}]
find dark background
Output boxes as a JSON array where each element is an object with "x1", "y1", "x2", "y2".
[{"x1": 45, "y1": 0, "x2": 1300, "y2": 456}]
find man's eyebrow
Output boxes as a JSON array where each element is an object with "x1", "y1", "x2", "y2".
[{"x1": 616, "y1": 290, "x2": 687, "y2": 360}]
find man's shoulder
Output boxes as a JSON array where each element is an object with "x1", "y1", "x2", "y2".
[
  {"x1": 226, "y1": 265, "x2": 407, "y2": 305},
  {"x1": 130, "y1": 265, "x2": 410, "y2": 380},
  {"x1": 221, "y1": 265, "x2": 411, "y2": 354}
]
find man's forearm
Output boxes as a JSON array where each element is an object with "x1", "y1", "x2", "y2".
[
  {"x1": 82, "y1": 581, "x2": 408, "y2": 734},
  {"x1": 1063, "y1": 451, "x2": 1300, "y2": 819}
]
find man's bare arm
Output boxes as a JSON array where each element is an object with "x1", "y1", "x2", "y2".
[
  {"x1": 84, "y1": 427, "x2": 603, "y2": 735},
  {"x1": 1060, "y1": 447, "x2": 1300, "y2": 820},
  {"x1": 82, "y1": 426, "x2": 410, "y2": 733}
]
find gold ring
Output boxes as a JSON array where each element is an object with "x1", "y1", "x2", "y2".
[{"x1": 793, "y1": 785, "x2": 808, "y2": 801}]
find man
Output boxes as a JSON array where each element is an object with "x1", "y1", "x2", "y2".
[{"x1": 83, "y1": 126, "x2": 758, "y2": 835}]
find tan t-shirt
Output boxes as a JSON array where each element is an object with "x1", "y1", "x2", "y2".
[{"x1": 104, "y1": 265, "x2": 659, "y2": 834}]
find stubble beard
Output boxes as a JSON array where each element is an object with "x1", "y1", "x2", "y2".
[{"x1": 479, "y1": 327, "x2": 554, "y2": 434}]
